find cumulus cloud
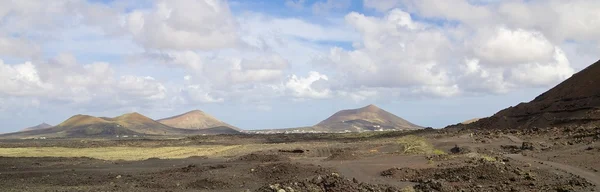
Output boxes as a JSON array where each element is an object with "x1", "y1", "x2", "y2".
[
  {"x1": 238, "y1": 12, "x2": 359, "y2": 43},
  {"x1": 315, "y1": 9, "x2": 458, "y2": 97},
  {"x1": 0, "y1": 1, "x2": 79, "y2": 32},
  {"x1": 181, "y1": 85, "x2": 224, "y2": 103},
  {"x1": 310, "y1": 3, "x2": 582, "y2": 98},
  {"x1": 0, "y1": 0, "x2": 596, "y2": 114},
  {"x1": 286, "y1": 71, "x2": 331, "y2": 99},
  {"x1": 0, "y1": 60, "x2": 48, "y2": 97},
  {"x1": 154, "y1": 51, "x2": 289, "y2": 89},
  {"x1": 458, "y1": 59, "x2": 511, "y2": 93},
  {"x1": 0, "y1": 54, "x2": 169, "y2": 107},
  {"x1": 498, "y1": 0, "x2": 600, "y2": 43},
  {"x1": 0, "y1": 36, "x2": 41, "y2": 58},
  {"x1": 123, "y1": 0, "x2": 239, "y2": 50},
  {"x1": 117, "y1": 76, "x2": 167, "y2": 101},
  {"x1": 404, "y1": 0, "x2": 600, "y2": 44},
  {"x1": 472, "y1": 27, "x2": 556, "y2": 65},
  {"x1": 507, "y1": 48, "x2": 574, "y2": 87}
]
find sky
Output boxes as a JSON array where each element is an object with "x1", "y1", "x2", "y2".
[{"x1": 1, "y1": 0, "x2": 599, "y2": 132}]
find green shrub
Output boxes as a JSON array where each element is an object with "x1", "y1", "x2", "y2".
[{"x1": 396, "y1": 135, "x2": 434, "y2": 154}]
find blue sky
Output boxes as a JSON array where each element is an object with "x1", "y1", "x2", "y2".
[{"x1": 0, "y1": 0, "x2": 599, "y2": 132}]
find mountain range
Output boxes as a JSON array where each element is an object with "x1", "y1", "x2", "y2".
[
  {"x1": 2, "y1": 110, "x2": 241, "y2": 139},
  {"x1": 2, "y1": 105, "x2": 423, "y2": 138}
]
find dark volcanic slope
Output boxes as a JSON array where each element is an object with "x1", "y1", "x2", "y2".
[
  {"x1": 314, "y1": 104, "x2": 423, "y2": 131},
  {"x1": 466, "y1": 59, "x2": 600, "y2": 129}
]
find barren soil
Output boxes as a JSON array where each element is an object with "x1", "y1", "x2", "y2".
[{"x1": 0, "y1": 129, "x2": 598, "y2": 192}]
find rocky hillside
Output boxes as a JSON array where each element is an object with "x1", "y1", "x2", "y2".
[{"x1": 458, "y1": 59, "x2": 600, "y2": 129}]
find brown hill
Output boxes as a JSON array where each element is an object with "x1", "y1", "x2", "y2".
[
  {"x1": 157, "y1": 110, "x2": 240, "y2": 131},
  {"x1": 21, "y1": 123, "x2": 53, "y2": 131},
  {"x1": 58, "y1": 115, "x2": 111, "y2": 127},
  {"x1": 0, "y1": 113, "x2": 212, "y2": 139},
  {"x1": 314, "y1": 104, "x2": 423, "y2": 132},
  {"x1": 461, "y1": 59, "x2": 600, "y2": 129},
  {"x1": 103, "y1": 112, "x2": 190, "y2": 135}
]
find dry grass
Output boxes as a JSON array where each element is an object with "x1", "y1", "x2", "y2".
[
  {"x1": 400, "y1": 186, "x2": 416, "y2": 192},
  {"x1": 0, "y1": 142, "x2": 332, "y2": 161},
  {"x1": 0, "y1": 146, "x2": 241, "y2": 161}
]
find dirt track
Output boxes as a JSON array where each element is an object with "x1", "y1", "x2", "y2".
[
  {"x1": 506, "y1": 154, "x2": 600, "y2": 191},
  {"x1": 501, "y1": 134, "x2": 600, "y2": 190}
]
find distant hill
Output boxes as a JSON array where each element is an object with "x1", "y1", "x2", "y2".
[
  {"x1": 158, "y1": 110, "x2": 240, "y2": 132},
  {"x1": 455, "y1": 59, "x2": 600, "y2": 130},
  {"x1": 313, "y1": 104, "x2": 423, "y2": 132},
  {"x1": 0, "y1": 112, "x2": 211, "y2": 139},
  {"x1": 21, "y1": 123, "x2": 53, "y2": 131}
]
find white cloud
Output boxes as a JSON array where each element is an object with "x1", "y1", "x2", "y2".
[
  {"x1": 240, "y1": 54, "x2": 288, "y2": 70},
  {"x1": 497, "y1": 0, "x2": 600, "y2": 43},
  {"x1": 313, "y1": 5, "x2": 580, "y2": 97},
  {"x1": 0, "y1": 54, "x2": 170, "y2": 107},
  {"x1": 0, "y1": 1, "x2": 78, "y2": 33},
  {"x1": 403, "y1": 0, "x2": 600, "y2": 44},
  {"x1": 238, "y1": 13, "x2": 359, "y2": 43},
  {"x1": 0, "y1": 60, "x2": 48, "y2": 97},
  {"x1": 0, "y1": 0, "x2": 596, "y2": 122},
  {"x1": 507, "y1": 48, "x2": 574, "y2": 87},
  {"x1": 123, "y1": 0, "x2": 239, "y2": 50},
  {"x1": 156, "y1": 51, "x2": 289, "y2": 88},
  {"x1": 117, "y1": 76, "x2": 167, "y2": 101},
  {"x1": 181, "y1": 85, "x2": 224, "y2": 103},
  {"x1": 0, "y1": 36, "x2": 41, "y2": 58},
  {"x1": 286, "y1": 71, "x2": 331, "y2": 99},
  {"x1": 316, "y1": 9, "x2": 457, "y2": 97},
  {"x1": 459, "y1": 46, "x2": 574, "y2": 93},
  {"x1": 458, "y1": 58, "x2": 511, "y2": 93},
  {"x1": 472, "y1": 27, "x2": 555, "y2": 65}
]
